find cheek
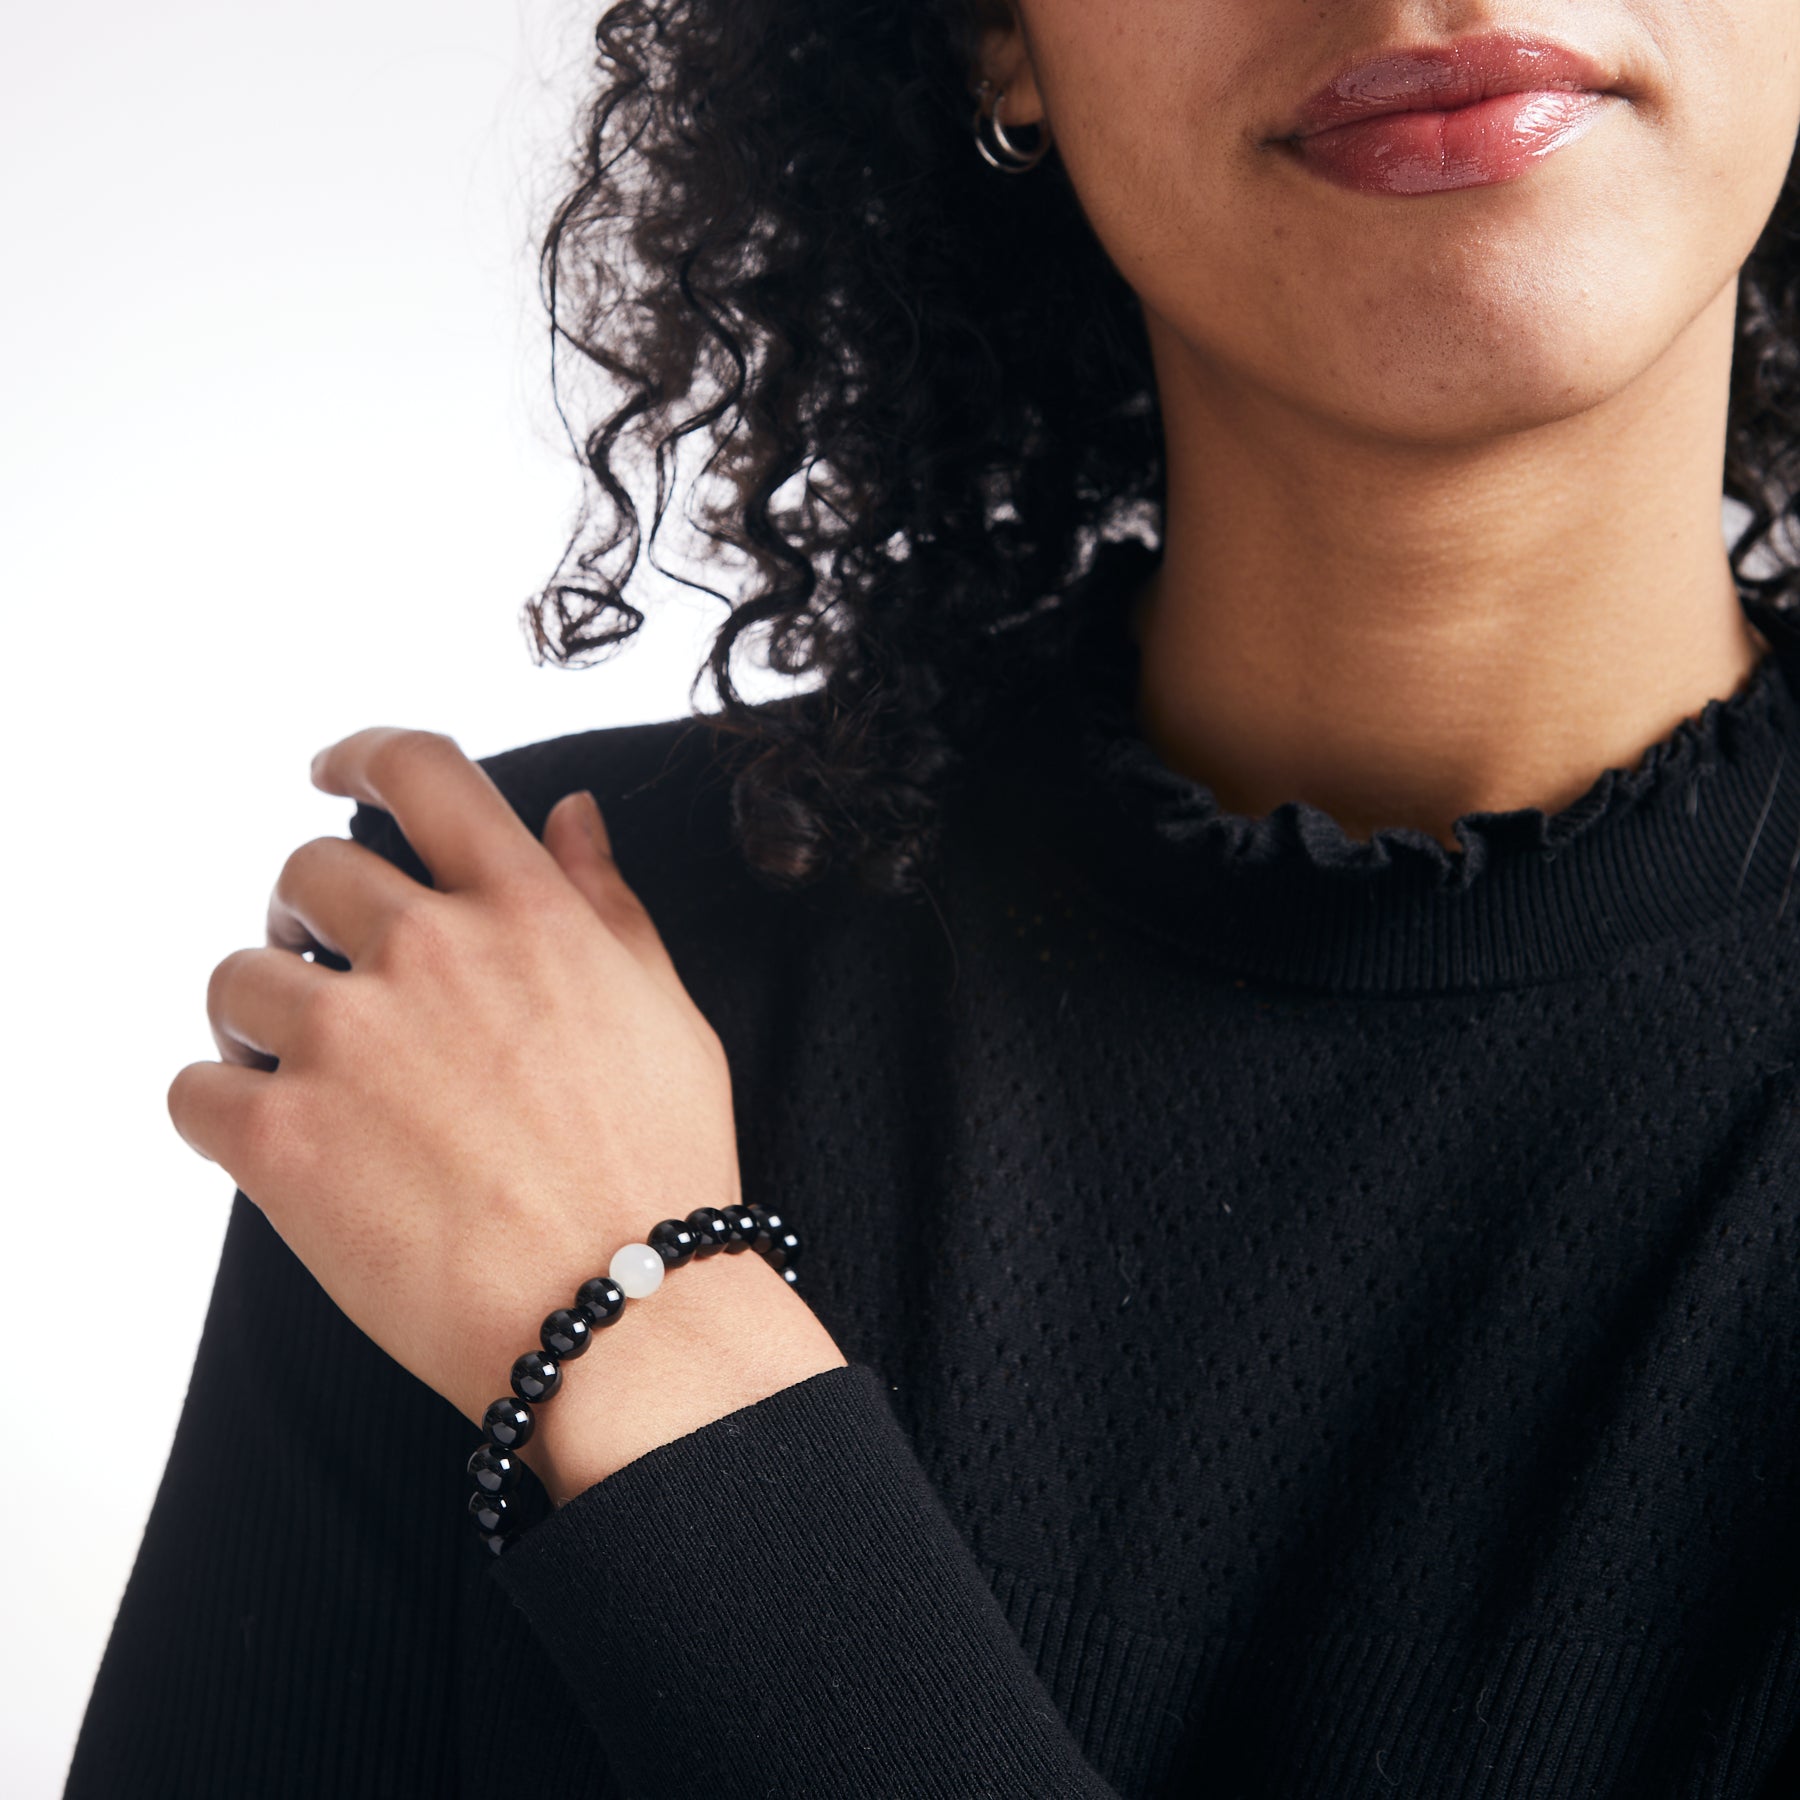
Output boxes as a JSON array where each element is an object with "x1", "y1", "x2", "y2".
[
  {"x1": 1020, "y1": 0, "x2": 1267, "y2": 301},
  {"x1": 1043, "y1": 64, "x2": 1268, "y2": 346},
  {"x1": 1544, "y1": 0, "x2": 1800, "y2": 353},
  {"x1": 1669, "y1": 10, "x2": 1800, "y2": 257}
]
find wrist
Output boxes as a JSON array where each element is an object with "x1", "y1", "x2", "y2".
[{"x1": 519, "y1": 1243, "x2": 847, "y2": 1506}]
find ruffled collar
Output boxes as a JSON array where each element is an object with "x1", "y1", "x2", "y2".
[{"x1": 987, "y1": 538, "x2": 1800, "y2": 993}]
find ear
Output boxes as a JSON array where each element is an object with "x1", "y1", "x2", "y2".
[{"x1": 972, "y1": 2, "x2": 1046, "y2": 129}]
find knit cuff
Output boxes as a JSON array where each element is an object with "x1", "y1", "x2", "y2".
[{"x1": 485, "y1": 1360, "x2": 1117, "y2": 1800}]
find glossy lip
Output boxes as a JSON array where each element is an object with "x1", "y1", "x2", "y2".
[{"x1": 1278, "y1": 27, "x2": 1620, "y2": 143}]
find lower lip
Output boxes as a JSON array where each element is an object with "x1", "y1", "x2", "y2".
[{"x1": 1286, "y1": 90, "x2": 1613, "y2": 195}]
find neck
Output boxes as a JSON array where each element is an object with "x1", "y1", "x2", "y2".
[{"x1": 1128, "y1": 280, "x2": 1768, "y2": 850}]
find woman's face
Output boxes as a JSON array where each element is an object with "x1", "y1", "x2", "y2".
[{"x1": 994, "y1": 2, "x2": 1800, "y2": 445}]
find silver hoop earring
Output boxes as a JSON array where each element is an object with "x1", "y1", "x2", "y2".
[{"x1": 972, "y1": 80, "x2": 1051, "y2": 175}]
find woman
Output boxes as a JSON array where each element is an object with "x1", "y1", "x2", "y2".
[{"x1": 65, "y1": 0, "x2": 1800, "y2": 1795}]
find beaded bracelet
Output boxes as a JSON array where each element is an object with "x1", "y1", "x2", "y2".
[{"x1": 465, "y1": 1201, "x2": 803, "y2": 1555}]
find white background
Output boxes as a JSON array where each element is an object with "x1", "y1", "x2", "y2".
[{"x1": 0, "y1": 4, "x2": 795, "y2": 1791}]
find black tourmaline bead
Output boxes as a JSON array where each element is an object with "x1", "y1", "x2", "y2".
[
  {"x1": 540, "y1": 1307, "x2": 592, "y2": 1359},
  {"x1": 721, "y1": 1202, "x2": 760, "y2": 1253},
  {"x1": 779, "y1": 1264, "x2": 800, "y2": 1287},
  {"x1": 477, "y1": 1530, "x2": 508, "y2": 1558},
  {"x1": 511, "y1": 1350, "x2": 562, "y2": 1404},
  {"x1": 468, "y1": 1488, "x2": 519, "y2": 1536},
  {"x1": 743, "y1": 1204, "x2": 775, "y2": 1255},
  {"x1": 467, "y1": 1442, "x2": 522, "y2": 1494},
  {"x1": 483, "y1": 1394, "x2": 535, "y2": 1450},
  {"x1": 647, "y1": 1217, "x2": 699, "y2": 1267},
  {"x1": 574, "y1": 1275, "x2": 625, "y2": 1327},
  {"x1": 687, "y1": 1205, "x2": 731, "y2": 1257},
  {"x1": 764, "y1": 1223, "x2": 803, "y2": 1274}
]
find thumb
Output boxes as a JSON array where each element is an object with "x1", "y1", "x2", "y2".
[
  {"x1": 543, "y1": 788, "x2": 618, "y2": 911},
  {"x1": 542, "y1": 790, "x2": 684, "y2": 989}
]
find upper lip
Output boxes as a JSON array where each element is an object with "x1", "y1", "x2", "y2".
[{"x1": 1281, "y1": 28, "x2": 1618, "y2": 140}]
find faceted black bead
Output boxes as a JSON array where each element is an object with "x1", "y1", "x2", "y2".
[
  {"x1": 721, "y1": 1202, "x2": 760, "y2": 1253},
  {"x1": 744, "y1": 1205, "x2": 775, "y2": 1255},
  {"x1": 468, "y1": 1487, "x2": 519, "y2": 1535},
  {"x1": 540, "y1": 1307, "x2": 592, "y2": 1359},
  {"x1": 467, "y1": 1442, "x2": 522, "y2": 1494},
  {"x1": 764, "y1": 1225, "x2": 803, "y2": 1273},
  {"x1": 647, "y1": 1217, "x2": 699, "y2": 1267},
  {"x1": 687, "y1": 1205, "x2": 731, "y2": 1257},
  {"x1": 574, "y1": 1275, "x2": 625, "y2": 1327},
  {"x1": 511, "y1": 1350, "x2": 562, "y2": 1404},
  {"x1": 483, "y1": 1394, "x2": 535, "y2": 1450}
]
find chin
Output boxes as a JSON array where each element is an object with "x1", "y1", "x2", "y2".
[{"x1": 1284, "y1": 279, "x2": 1691, "y2": 448}]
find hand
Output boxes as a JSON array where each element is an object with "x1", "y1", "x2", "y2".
[{"x1": 168, "y1": 726, "x2": 844, "y2": 1497}]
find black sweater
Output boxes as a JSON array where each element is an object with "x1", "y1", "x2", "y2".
[{"x1": 66, "y1": 542, "x2": 1800, "y2": 1798}]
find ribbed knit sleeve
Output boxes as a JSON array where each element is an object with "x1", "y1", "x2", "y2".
[
  {"x1": 486, "y1": 1361, "x2": 1125, "y2": 1799},
  {"x1": 62, "y1": 1188, "x2": 475, "y2": 1798}
]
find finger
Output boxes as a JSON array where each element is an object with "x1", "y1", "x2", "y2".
[
  {"x1": 207, "y1": 943, "x2": 344, "y2": 1070},
  {"x1": 542, "y1": 790, "x2": 689, "y2": 999},
  {"x1": 167, "y1": 1056, "x2": 277, "y2": 1179},
  {"x1": 309, "y1": 727, "x2": 549, "y2": 897},
  {"x1": 266, "y1": 833, "x2": 433, "y2": 965}
]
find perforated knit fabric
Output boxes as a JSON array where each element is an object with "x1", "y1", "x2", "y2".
[{"x1": 67, "y1": 546, "x2": 1800, "y2": 1799}]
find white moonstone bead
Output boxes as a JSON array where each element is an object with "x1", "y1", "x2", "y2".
[{"x1": 609, "y1": 1241, "x2": 666, "y2": 1299}]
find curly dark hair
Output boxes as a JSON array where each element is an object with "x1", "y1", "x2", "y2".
[{"x1": 520, "y1": 0, "x2": 1800, "y2": 898}]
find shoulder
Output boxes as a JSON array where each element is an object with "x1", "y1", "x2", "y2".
[
  {"x1": 341, "y1": 689, "x2": 839, "y2": 947},
  {"x1": 349, "y1": 694, "x2": 800, "y2": 862}
]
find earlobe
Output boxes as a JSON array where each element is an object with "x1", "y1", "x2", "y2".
[
  {"x1": 998, "y1": 71, "x2": 1048, "y2": 132},
  {"x1": 973, "y1": 12, "x2": 1047, "y2": 130}
]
